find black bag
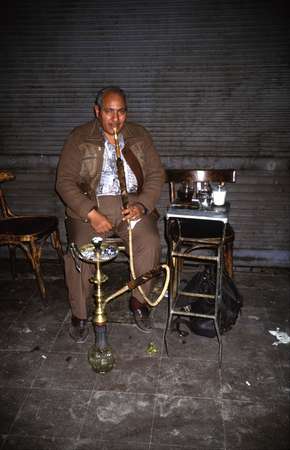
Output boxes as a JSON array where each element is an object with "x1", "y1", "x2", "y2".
[{"x1": 174, "y1": 268, "x2": 243, "y2": 338}]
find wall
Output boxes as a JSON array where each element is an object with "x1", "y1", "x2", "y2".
[{"x1": 1, "y1": 0, "x2": 289, "y2": 266}]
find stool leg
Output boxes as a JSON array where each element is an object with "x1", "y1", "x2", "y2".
[
  {"x1": 164, "y1": 310, "x2": 171, "y2": 356},
  {"x1": 224, "y1": 242, "x2": 233, "y2": 278},
  {"x1": 8, "y1": 245, "x2": 17, "y2": 279},
  {"x1": 214, "y1": 316, "x2": 223, "y2": 367},
  {"x1": 51, "y1": 229, "x2": 63, "y2": 262},
  {"x1": 215, "y1": 246, "x2": 224, "y2": 366},
  {"x1": 23, "y1": 241, "x2": 46, "y2": 299},
  {"x1": 164, "y1": 254, "x2": 178, "y2": 356}
]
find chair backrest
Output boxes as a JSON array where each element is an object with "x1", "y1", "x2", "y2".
[
  {"x1": 0, "y1": 170, "x2": 15, "y2": 218},
  {"x1": 166, "y1": 169, "x2": 236, "y2": 202}
]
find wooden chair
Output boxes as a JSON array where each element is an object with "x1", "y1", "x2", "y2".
[
  {"x1": 166, "y1": 169, "x2": 236, "y2": 277},
  {"x1": 0, "y1": 169, "x2": 63, "y2": 299}
]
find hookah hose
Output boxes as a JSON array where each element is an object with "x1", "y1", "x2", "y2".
[
  {"x1": 113, "y1": 128, "x2": 170, "y2": 307},
  {"x1": 113, "y1": 128, "x2": 129, "y2": 208},
  {"x1": 128, "y1": 223, "x2": 170, "y2": 307}
]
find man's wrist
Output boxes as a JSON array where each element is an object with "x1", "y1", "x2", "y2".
[
  {"x1": 87, "y1": 207, "x2": 99, "y2": 219},
  {"x1": 135, "y1": 202, "x2": 148, "y2": 215}
]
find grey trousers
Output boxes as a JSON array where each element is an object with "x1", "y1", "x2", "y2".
[{"x1": 64, "y1": 195, "x2": 161, "y2": 319}]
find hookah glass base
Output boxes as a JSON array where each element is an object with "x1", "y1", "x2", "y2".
[{"x1": 88, "y1": 324, "x2": 115, "y2": 374}]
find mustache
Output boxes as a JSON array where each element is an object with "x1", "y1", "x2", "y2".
[{"x1": 110, "y1": 122, "x2": 121, "y2": 129}]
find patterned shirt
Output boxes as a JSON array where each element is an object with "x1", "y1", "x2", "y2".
[{"x1": 96, "y1": 133, "x2": 138, "y2": 196}]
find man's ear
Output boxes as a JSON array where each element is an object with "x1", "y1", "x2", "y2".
[{"x1": 94, "y1": 105, "x2": 100, "y2": 118}]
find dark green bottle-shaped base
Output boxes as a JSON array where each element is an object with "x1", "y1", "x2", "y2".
[
  {"x1": 88, "y1": 324, "x2": 115, "y2": 374},
  {"x1": 88, "y1": 344, "x2": 115, "y2": 373}
]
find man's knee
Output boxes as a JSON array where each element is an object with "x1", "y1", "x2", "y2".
[{"x1": 135, "y1": 229, "x2": 160, "y2": 252}]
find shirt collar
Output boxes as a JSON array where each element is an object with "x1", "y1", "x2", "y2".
[{"x1": 102, "y1": 130, "x2": 125, "y2": 150}]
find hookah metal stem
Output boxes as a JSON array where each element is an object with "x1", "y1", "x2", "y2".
[{"x1": 113, "y1": 128, "x2": 129, "y2": 208}]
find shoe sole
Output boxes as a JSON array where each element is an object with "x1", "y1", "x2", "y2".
[
  {"x1": 131, "y1": 312, "x2": 153, "y2": 334},
  {"x1": 134, "y1": 324, "x2": 152, "y2": 334},
  {"x1": 69, "y1": 328, "x2": 89, "y2": 344}
]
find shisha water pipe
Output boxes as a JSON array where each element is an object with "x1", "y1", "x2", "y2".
[{"x1": 70, "y1": 237, "x2": 169, "y2": 374}]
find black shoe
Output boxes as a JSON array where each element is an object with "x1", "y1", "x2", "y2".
[
  {"x1": 130, "y1": 297, "x2": 152, "y2": 333},
  {"x1": 69, "y1": 316, "x2": 89, "y2": 343}
]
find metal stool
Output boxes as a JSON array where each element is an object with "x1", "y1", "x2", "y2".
[{"x1": 164, "y1": 207, "x2": 228, "y2": 366}]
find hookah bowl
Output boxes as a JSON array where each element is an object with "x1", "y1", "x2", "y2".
[{"x1": 70, "y1": 237, "x2": 119, "y2": 374}]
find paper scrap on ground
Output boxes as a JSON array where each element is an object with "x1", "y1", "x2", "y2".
[{"x1": 269, "y1": 328, "x2": 290, "y2": 346}]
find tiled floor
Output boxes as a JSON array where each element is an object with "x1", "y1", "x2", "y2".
[{"x1": 0, "y1": 259, "x2": 289, "y2": 450}]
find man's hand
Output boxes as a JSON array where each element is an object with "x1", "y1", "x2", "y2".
[
  {"x1": 122, "y1": 203, "x2": 145, "y2": 221},
  {"x1": 87, "y1": 209, "x2": 113, "y2": 233}
]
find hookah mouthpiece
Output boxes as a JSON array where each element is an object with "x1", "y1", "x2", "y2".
[{"x1": 113, "y1": 127, "x2": 118, "y2": 140}]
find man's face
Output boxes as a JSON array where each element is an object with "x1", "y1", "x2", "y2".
[{"x1": 95, "y1": 92, "x2": 127, "y2": 137}]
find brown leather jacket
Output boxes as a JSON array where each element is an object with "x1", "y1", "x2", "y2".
[{"x1": 56, "y1": 120, "x2": 165, "y2": 220}]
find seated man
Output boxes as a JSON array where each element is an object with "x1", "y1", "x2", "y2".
[{"x1": 56, "y1": 86, "x2": 165, "y2": 342}]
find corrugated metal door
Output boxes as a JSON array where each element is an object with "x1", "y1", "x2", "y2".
[{"x1": 0, "y1": 0, "x2": 289, "y2": 266}]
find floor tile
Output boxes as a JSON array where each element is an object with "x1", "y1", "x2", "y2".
[
  {"x1": 0, "y1": 291, "x2": 27, "y2": 315},
  {"x1": 221, "y1": 356, "x2": 288, "y2": 401},
  {"x1": 157, "y1": 357, "x2": 221, "y2": 398},
  {"x1": 223, "y1": 398, "x2": 290, "y2": 449},
  {"x1": 0, "y1": 387, "x2": 28, "y2": 434},
  {"x1": 0, "y1": 300, "x2": 26, "y2": 330},
  {"x1": 51, "y1": 323, "x2": 96, "y2": 354},
  {"x1": 107, "y1": 322, "x2": 165, "y2": 358},
  {"x1": 74, "y1": 439, "x2": 148, "y2": 450},
  {"x1": 241, "y1": 304, "x2": 269, "y2": 323},
  {"x1": 1, "y1": 436, "x2": 76, "y2": 450},
  {"x1": 0, "y1": 279, "x2": 37, "y2": 302},
  {"x1": 10, "y1": 388, "x2": 91, "y2": 439},
  {"x1": 80, "y1": 391, "x2": 155, "y2": 444},
  {"x1": 149, "y1": 445, "x2": 219, "y2": 450},
  {"x1": 222, "y1": 318, "x2": 279, "y2": 363},
  {"x1": 0, "y1": 320, "x2": 61, "y2": 352},
  {"x1": 93, "y1": 355, "x2": 160, "y2": 394},
  {"x1": 33, "y1": 352, "x2": 97, "y2": 390},
  {"x1": 279, "y1": 359, "x2": 290, "y2": 398},
  {"x1": 151, "y1": 394, "x2": 224, "y2": 449},
  {"x1": 20, "y1": 279, "x2": 69, "y2": 323},
  {"x1": 0, "y1": 351, "x2": 44, "y2": 388},
  {"x1": 163, "y1": 326, "x2": 220, "y2": 361}
]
